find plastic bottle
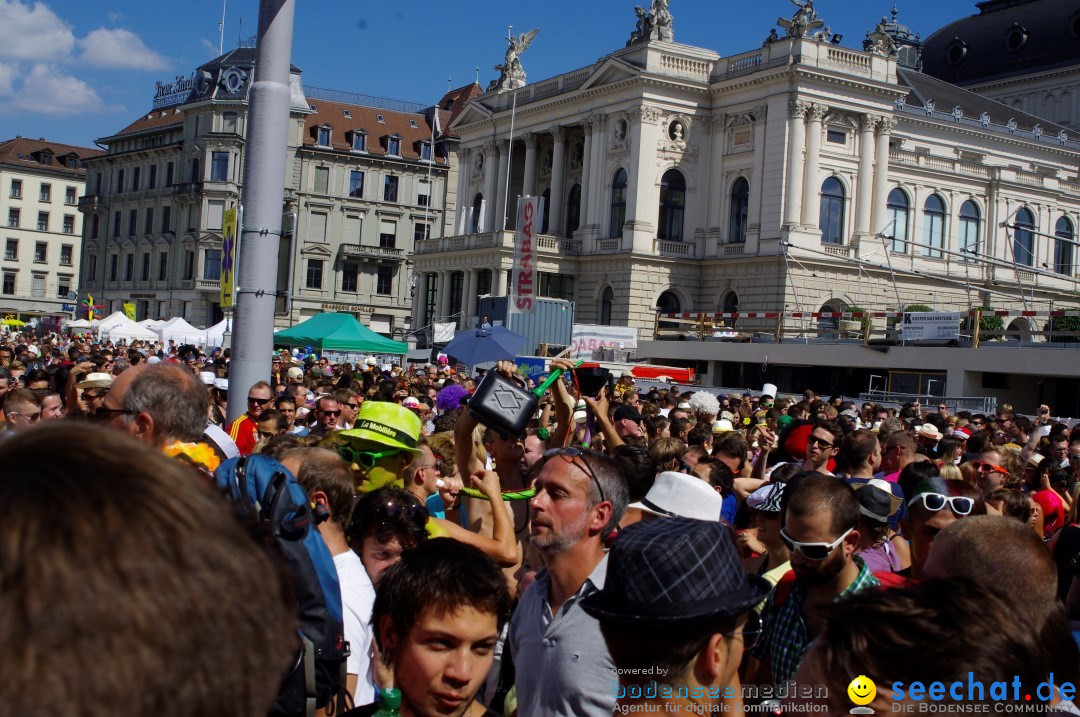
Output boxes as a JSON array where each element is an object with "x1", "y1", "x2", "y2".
[{"x1": 373, "y1": 687, "x2": 402, "y2": 717}]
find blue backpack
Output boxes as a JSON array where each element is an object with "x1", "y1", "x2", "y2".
[{"x1": 215, "y1": 454, "x2": 349, "y2": 717}]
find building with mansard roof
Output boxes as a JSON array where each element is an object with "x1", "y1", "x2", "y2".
[
  {"x1": 79, "y1": 45, "x2": 474, "y2": 335},
  {"x1": 409, "y1": 1, "x2": 1080, "y2": 400}
]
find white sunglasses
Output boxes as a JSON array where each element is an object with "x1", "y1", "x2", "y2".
[{"x1": 780, "y1": 526, "x2": 854, "y2": 561}]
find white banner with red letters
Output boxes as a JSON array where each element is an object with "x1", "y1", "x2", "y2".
[{"x1": 510, "y1": 196, "x2": 539, "y2": 314}]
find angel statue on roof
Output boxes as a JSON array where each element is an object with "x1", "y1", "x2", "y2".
[{"x1": 492, "y1": 28, "x2": 539, "y2": 92}]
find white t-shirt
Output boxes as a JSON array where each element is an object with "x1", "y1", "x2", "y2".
[{"x1": 333, "y1": 550, "x2": 376, "y2": 705}]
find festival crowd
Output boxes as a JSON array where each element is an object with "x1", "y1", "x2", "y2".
[{"x1": 1, "y1": 330, "x2": 1079, "y2": 716}]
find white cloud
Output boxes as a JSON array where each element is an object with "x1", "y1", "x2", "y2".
[
  {"x1": 11, "y1": 63, "x2": 104, "y2": 115},
  {"x1": 79, "y1": 27, "x2": 168, "y2": 70},
  {"x1": 0, "y1": 62, "x2": 16, "y2": 95},
  {"x1": 0, "y1": 0, "x2": 75, "y2": 62}
]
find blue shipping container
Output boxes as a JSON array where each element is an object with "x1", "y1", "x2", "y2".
[{"x1": 478, "y1": 296, "x2": 574, "y2": 354}]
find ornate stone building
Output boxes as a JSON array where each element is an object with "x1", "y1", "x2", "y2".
[
  {"x1": 411, "y1": 1, "x2": 1080, "y2": 341},
  {"x1": 80, "y1": 46, "x2": 473, "y2": 334}
]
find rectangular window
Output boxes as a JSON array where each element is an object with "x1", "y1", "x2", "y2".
[
  {"x1": 306, "y1": 258, "x2": 323, "y2": 289},
  {"x1": 165, "y1": 162, "x2": 174, "y2": 186},
  {"x1": 37, "y1": 212, "x2": 48, "y2": 231},
  {"x1": 2, "y1": 272, "x2": 14, "y2": 295},
  {"x1": 141, "y1": 252, "x2": 151, "y2": 281},
  {"x1": 538, "y1": 271, "x2": 575, "y2": 301},
  {"x1": 10, "y1": 179, "x2": 21, "y2": 198},
  {"x1": 144, "y1": 207, "x2": 154, "y2": 234},
  {"x1": 94, "y1": 172, "x2": 102, "y2": 194},
  {"x1": 128, "y1": 209, "x2": 137, "y2": 235},
  {"x1": 31, "y1": 273, "x2": 44, "y2": 297},
  {"x1": 158, "y1": 252, "x2": 168, "y2": 281},
  {"x1": 317, "y1": 127, "x2": 331, "y2": 146},
  {"x1": 7, "y1": 209, "x2": 18, "y2": 228},
  {"x1": 157, "y1": 300, "x2": 168, "y2": 318},
  {"x1": 34, "y1": 241, "x2": 46, "y2": 263},
  {"x1": 310, "y1": 212, "x2": 328, "y2": 242},
  {"x1": 57, "y1": 275, "x2": 71, "y2": 298},
  {"x1": 379, "y1": 220, "x2": 396, "y2": 248},
  {"x1": 210, "y1": 152, "x2": 229, "y2": 182},
  {"x1": 207, "y1": 200, "x2": 225, "y2": 231},
  {"x1": 182, "y1": 250, "x2": 195, "y2": 280},
  {"x1": 91, "y1": 214, "x2": 100, "y2": 239},
  {"x1": 342, "y1": 261, "x2": 358, "y2": 292},
  {"x1": 4, "y1": 239, "x2": 16, "y2": 261},
  {"x1": 203, "y1": 249, "x2": 221, "y2": 280},
  {"x1": 40, "y1": 183, "x2": 51, "y2": 202},
  {"x1": 222, "y1": 112, "x2": 238, "y2": 133},
  {"x1": 161, "y1": 206, "x2": 171, "y2": 233},
  {"x1": 131, "y1": 167, "x2": 140, "y2": 191},
  {"x1": 124, "y1": 253, "x2": 134, "y2": 281},
  {"x1": 60, "y1": 244, "x2": 72, "y2": 266},
  {"x1": 116, "y1": 169, "x2": 124, "y2": 193},
  {"x1": 85, "y1": 253, "x2": 96, "y2": 284},
  {"x1": 62, "y1": 215, "x2": 74, "y2": 234},
  {"x1": 65, "y1": 186, "x2": 77, "y2": 205},
  {"x1": 348, "y1": 170, "x2": 364, "y2": 198},
  {"x1": 413, "y1": 223, "x2": 430, "y2": 244},
  {"x1": 376, "y1": 266, "x2": 392, "y2": 295},
  {"x1": 352, "y1": 133, "x2": 366, "y2": 151},
  {"x1": 417, "y1": 181, "x2": 430, "y2": 207},
  {"x1": 147, "y1": 165, "x2": 156, "y2": 190},
  {"x1": 313, "y1": 166, "x2": 329, "y2": 194},
  {"x1": 826, "y1": 130, "x2": 847, "y2": 144},
  {"x1": 383, "y1": 175, "x2": 398, "y2": 202},
  {"x1": 387, "y1": 137, "x2": 401, "y2": 156},
  {"x1": 476, "y1": 269, "x2": 492, "y2": 296},
  {"x1": 420, "y1": 142, "x2": 432, "y2": 161},
  {"x1": 345, "y1": 215, "x2": 362, "y2": 242},
  {"x1": 112, "y1": 210, "x2": 120, "y2": 237},
  {"x1": 109, "y1": 254, "x2": 118, "y2": 282}
]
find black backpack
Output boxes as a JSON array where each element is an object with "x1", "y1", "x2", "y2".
[{"x1": 215, "y1": 454, "x2": 350, "y2": 716}]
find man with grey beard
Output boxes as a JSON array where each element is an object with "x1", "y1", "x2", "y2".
[{"x1": 507, "y1": 447, "x2": 628, "y2": 717}]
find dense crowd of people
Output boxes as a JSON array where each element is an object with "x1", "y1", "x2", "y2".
[{"x1": 1, "y1": 329, "x2": 1079, "y2": 716}]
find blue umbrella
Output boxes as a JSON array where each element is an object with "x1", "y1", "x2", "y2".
[{"x1": 442, "y1": 326, "x2": 527, "y2": 365}]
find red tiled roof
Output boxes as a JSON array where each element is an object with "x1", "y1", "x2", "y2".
[
  {"x1": 303, "y1": 98, "x2": 448, "y2": 164},
  {"x1": 111, "y1": 107, "x2": 186, "y2": 138},
  {"x1": 0, "y1": 136, "x2": 103, "y2": 175},
  {"x1": 437, "y1": 83, "x2": 483, "y2": 136}
]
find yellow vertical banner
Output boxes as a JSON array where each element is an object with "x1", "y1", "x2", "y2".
[
  {"x1": 122, "y1": 302, "x2": 136, "y2": 321},
  {"x1": 220, "y1": 208, "x2": 238, "y2": 308}
]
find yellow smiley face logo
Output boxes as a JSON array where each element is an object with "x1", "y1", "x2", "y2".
[{"x1": 847, "y1": 675, "x2": 877, "y2": 706}]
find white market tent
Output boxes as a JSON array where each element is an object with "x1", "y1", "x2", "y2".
[
  {"x1": 95, "y1": 311, "x2": 130, "y2": 335},
  {"x1": 138, "y1": 319, "x2": 165, "y2": 329},
  {"x1": 203, "y1": 318, "x2": 228, "y2": 347},
  {"x1": 68, "y1": 318, "x2": 92, "y2": 329},
  {"x1": 156, "y1": 317, "x2": 206, "y2": 345},
  {"x1": 104, "y1": 319, "x2": 159, "y2": 342}
]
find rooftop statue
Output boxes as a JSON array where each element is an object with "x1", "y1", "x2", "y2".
[
  {"x1": 490, "y1": 28, "x2": 539, "y2": 92},
  {"x1": 777, "y1": 0, "x2": 824, "y2": 39},
  {"x1": 627, "y1": 0, "x2": 674, "y2": 45}
]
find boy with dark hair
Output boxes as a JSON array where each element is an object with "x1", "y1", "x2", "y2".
[{"x1": 356, "y1": 538, "x2": 512, "y2": 717}]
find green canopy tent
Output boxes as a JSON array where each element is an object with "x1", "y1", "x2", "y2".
[{"x1": 273, "y1": 312, "x2": 408, "y2": 354}]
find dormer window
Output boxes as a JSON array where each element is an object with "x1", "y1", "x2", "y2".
[
  {"x1": 376, "y1": 114, "x2": 385, "y2": 123},
  {"x1": 40, "y1": 152, "x2": 52, "y2": 165},
  {"x1": 316, "y1": 126, "x2": 331, "y2": 146},
  {"x1": 387, "y1": 134, "x2": 402, "y2": 156},
  {"x1": 343, "y1": 109, "x2": 352, "y2": 118},
  {"x1": 409, "y1": 119, "x2": 418, "y2": 129},
  {"x1": 350, "y1": 131, "x2": 367, "y2": 152},
  {"x1": 420, "y1": 141, "x2": 432, "y2": 161}
]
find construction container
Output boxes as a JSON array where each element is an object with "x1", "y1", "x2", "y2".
[{"x1": 477, "y1": 296, "x2": 574, "y2": 355}]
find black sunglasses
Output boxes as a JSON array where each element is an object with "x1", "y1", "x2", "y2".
[
  {"x1": 88, "y1": 406, "x2": 136, "y2": 421},
  {"x1": 542, "y1": 446, "x2": 606, "y2": 503},
  {"x1": 247, "y1": 396, "x2": 271, "y2": 405}
]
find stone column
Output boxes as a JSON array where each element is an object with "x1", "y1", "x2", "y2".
[
  {"x1": 853, "y1": 114, "x2": 876, "y2": 241},
  {"x1": 549, "y1": 126, "x2": 567, "y2": 237},
  {"x1": 870, "y1": 118, "x2": 895, "y2": 236},
  {"x1": 455, "y1": 149, "x2": 470, "y2": 234},
  {"x1": 411, "y1": 272, "x2": 426, "y2": 327},
  {"x1": 482, "y1": 143, "x2": 498, "y2": 233},
  {"x1": 522, "y1": 133, "x2": 538, "y2": 199},
  {"x1": 463, "y1": 268, "x2": 478, "y2": 325},
  {"x1": 494, "y1": 263, "x2": 508, "y2": 296},
  {"x1": 586, "y1": 114, "x2": 608, "y2": 234},
  {"x1": 747, "y1": 105, "x2": 768, "y2": 249},
  {"x1": 628, "y1": 105, "x2": 662, "y2": 253},
  {"x1": 800, "y1": 104, "x2": 827, "y2": 229},
  {"x1": 494, "y1": 140, "x2": 511, "y2": 232},
  {"x1": 578, "y1": 119, "x2": 594, "y2": 237},
  {"x1": 783, "y1": 100, "x2": 809, "y2": 229},
  {"x1": 436, "y1": 270, "x2": 450, "y2": 320}
]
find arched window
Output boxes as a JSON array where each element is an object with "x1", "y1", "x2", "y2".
[
  {"x1": 728, "y1": 178, "x2": 749, "y2": 244},
  {"x1": 721, "y1": 291, "x2": 739, "y2": 328},
  {"x1": 959, "y1": 200, "x2": 980, "y2": 262},
  {"x1": 600, "y1": 286, "x2": 614, "y2": 326},
  {"x1": 658, "y1": 170, "x2": 686, "y2": 242},
  {"x1": 886, "y1": 189, "x2": 910, "y2": 253},
  {"x1": 817, "y1": 300, "x2": 844, "y2": 338},
  {"x1": 656, "y1": 290, "x2": 681, "y2": 329},
  {"x1": 608, "y1": 169, "x2": 627, "y2": 239},
  {"x1": 818, "y1": 177, "x2": 845, "y2": 245},
  {"x1": 540, "y1": 188, "x2": 551, "y2": 234},
  {"x1": 470, "y1": 193, "x2": 484, "y2": 234},
  {"x1": 1013, "y1": 208, "x2": 1036, "y2": 267},
  {"x1": 1055, "y1": 216, "x2": 1075, "y2": 275},
  {"x1": 922, "y1": 194, "x2": 946, "y2": 259},
  {"x1": 565, "y1": 183, "x2": 581, "y2": 236}
]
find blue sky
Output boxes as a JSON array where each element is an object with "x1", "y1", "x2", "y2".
[{"x1": 0, "y1": 0, "x2": 981, "y2": 148}]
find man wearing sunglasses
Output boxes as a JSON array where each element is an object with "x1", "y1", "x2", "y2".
[
  {"x1": 309, "y1": 396, "x2": 342, "y2": 438},
  {"x1": 226, "y1": 380, "x2": 273, "y2": 456},
  {"x1": 2, "y1": 388, "x2": 42, "y2": 436},
  {"x1": 899, "y1": 466, "x2": 982, "y2": 579},
  {"x1": 804, "y1": 420, "x2": 841, "y2": 475},
  {"x1": 747, "y1": 474, "x2": 878, "y2": 689}
]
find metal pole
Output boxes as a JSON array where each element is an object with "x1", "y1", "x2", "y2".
[{"x1": 227, "y1": 0, "x2": 295, "y2": 424}]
